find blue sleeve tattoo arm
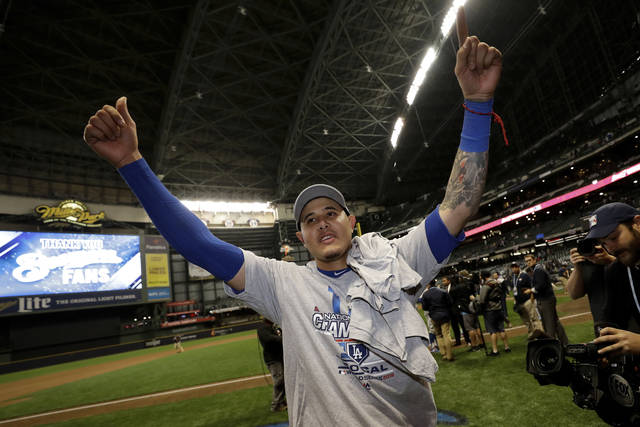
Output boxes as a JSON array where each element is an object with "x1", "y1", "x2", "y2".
[{"x1": 119, "y1": 159, "x2": 244, "y2": 281}]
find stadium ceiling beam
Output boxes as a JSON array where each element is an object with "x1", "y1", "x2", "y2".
[
  {"x1": 186, "y1": 65, "x2": 283, "y2": 151},
  {"x1": 324, "y1": 69, "x2": 388, "y2": 126},
  {"x1": 310, "y1": 101, "x2": 378, "y2": 158},
  {"x1": 276, "y1": 0, "x2": 349, "y2": 200},
  {"x1": 367, "y1": 0, "x2": 414, "y2": 67},
  {"x1": 160, "y1": 139, "x2": 266, "y2": 189},
  {"x1": 586, "y1": 3, "x2": 617, "y2": 84},
  {"x1": 153, "y1": 0, "x2": 210, "y2": 173}
]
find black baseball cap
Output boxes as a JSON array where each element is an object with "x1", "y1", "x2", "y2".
[
  {"x1": 294, "y1": 184, "x2": 349, "y2": 230},
  {"x1": 585, "y1": 202, "x2": 640, "y2": 239}
]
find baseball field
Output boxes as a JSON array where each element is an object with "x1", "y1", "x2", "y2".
[{"x1": 0, "y1": 296, "x2": 606, "y2": 426}]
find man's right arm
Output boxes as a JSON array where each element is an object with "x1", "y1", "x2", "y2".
[
  {"x1": 83, "y1": 97, "x2": 246, "y2": 291},
  {"x1": 566, "y1": 268, "x2": 586, "y2": 300},
  {"x1": 567, "y1": 247, "x2": 614, "y2": 300}
]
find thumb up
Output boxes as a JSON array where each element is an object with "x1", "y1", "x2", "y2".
[{"x1": 83, "y1": 96, "x2": 142, "y2": 169}]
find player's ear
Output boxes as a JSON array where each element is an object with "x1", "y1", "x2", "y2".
[
  {"x1": 295, "y1": 231, "x2": 306, "y2": 247},
  {"x1": 349, "y1": 215, "x2": 356, "y2": 230},
  {"x1": 633, "y1": 215, "x2": 640, "y2": 229}
]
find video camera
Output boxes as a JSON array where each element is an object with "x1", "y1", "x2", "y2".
[{"x1": 527, "y1": 338, "x2": 640, "y2": 426}]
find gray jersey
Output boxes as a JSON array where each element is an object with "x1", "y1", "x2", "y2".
[{"x1": 225, "y1": 221, "x2": 448, "y2": 426}]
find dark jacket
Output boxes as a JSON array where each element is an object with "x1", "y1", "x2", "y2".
[
  {"x1": 257, "y1": 322, "x2": 283, "y2": 364},
  {"x1": 449, "y1": 280, "x2": 475, "y2": 314},
  {"x1": 532, "y1": 264, "x2": 555, "y2": 300},
  {"x1": 602, "y1": 261, "x2": 640, "y2": 333},
  {"x1": 512, "y1": 272, "x2": 532, "y2": 305},
  {"x1": 579, "y1": 262, "x2": 608, "y2": 326},
  {"x1": 421, "y1": 287, "x2": 452, "y2": 323},
  {"x1": 479, "y1": 281, "x2": 503, "y2": 312}
]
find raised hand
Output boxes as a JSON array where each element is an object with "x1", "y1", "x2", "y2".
[
  {"x1": 83, "y1": 96, "x2": 142, "y2": 169},
  {"x1": 454, "y1": 7, "x2": 502, "y2": 102}
]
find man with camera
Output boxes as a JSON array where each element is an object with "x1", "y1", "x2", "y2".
[
  {"x1": 580, "y1": 202, "x2": 640, "y2": 356},
  {"x1": 527, "y1": 203, "x2": 640, "y2": 425},
  {"x1": 567, "y1": 233, "x2": 615, "y2": 335},
  {"x1": 524, "y1": 254, "x2": 569, "y2": 345}
]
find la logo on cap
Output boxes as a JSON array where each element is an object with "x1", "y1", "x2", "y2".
[{"x1": 589, "y1": 215, "x2": 598, "y2": 228}]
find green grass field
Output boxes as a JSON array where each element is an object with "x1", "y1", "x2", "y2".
[
  {"x1": 0, "y1": 331, "x2": 257, "y2": 385},
  {"x1": 0, "y1": 321, "x2": 608, "y2": 426}
]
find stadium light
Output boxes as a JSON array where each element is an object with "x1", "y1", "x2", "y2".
[
  {"x1": 391, "y1": 117, "x2": 405, "y2": 148},
  {"x1": 181, "y1": 200, "x2": 274, "y2": 213},
  {"x1": 406, "y1": 47, "x2": 437, "y2": 105}
]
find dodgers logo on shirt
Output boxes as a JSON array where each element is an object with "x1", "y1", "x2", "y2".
[{"x1": 347, "y1": 342, "x2": 369, "y2": 364}]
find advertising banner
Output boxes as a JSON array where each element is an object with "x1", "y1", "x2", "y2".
[
  {"x1": 0, "y1": 231, "x2": 142, "y2": 315},
  {"x1": 143, "y1": 236, "x2": 171, "y2": 301}
]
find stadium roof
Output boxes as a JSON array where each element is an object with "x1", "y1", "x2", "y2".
[{"x1": 0, "y1": 0, "x2": 638, "y2": 207}]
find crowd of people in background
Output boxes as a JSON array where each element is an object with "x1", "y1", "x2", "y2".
[{"x1": 419, "y1": 251, "x2": 574, "y2": 360}]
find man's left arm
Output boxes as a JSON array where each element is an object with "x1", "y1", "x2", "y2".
[{"x1": 439, "y1": 32, "x2": 502, "y2": 236}]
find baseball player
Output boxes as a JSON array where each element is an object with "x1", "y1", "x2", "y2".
[
  {"x1": 83, "y1": 14, "x2": 502, "y2": 426},
  {"x1": 173, "y1": 335, "x2": 184, "y2": 353}
]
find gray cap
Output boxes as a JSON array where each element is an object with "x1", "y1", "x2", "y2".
[
  {"x1": 585, "y1": 202, "x2": 640, "y2": 239},
  {"x1": 293, "y1": 184, "x2": 349, "y2": 230}
]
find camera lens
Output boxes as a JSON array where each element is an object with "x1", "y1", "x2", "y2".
[{"x1": 534, "y1": 346, "x2": 562, "y2": 373}]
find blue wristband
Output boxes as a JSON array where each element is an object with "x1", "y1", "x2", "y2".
[
  {"x1": 425, "y1": 205, "x2": 465, "y2": 263},
  {"x1": 459, "y1": 99, "x2": 493, "y2": 152}
]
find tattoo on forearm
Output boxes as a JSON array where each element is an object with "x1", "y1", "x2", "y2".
[{"x1": 441, "y1": 149, "x2": 488, "y2": 213}]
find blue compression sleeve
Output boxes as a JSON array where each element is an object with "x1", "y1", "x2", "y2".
[
  {"x1": 459, "y1": 99, "x2": 493, "y2": 152},
  {"x1": 119, "y1": 159, "x2": 244, "y2": 281}
]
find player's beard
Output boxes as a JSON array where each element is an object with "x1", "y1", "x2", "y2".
[
  {"x1": 317, "y1": 245, "x2": 349, "y2": 263},
  {"x1": 616, "y1": 228, "x2": 640, "y2": 266}
]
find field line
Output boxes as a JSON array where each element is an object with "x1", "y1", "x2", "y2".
[{"x1": 0, "y1": 374, "x2": 270, "y2": 425}]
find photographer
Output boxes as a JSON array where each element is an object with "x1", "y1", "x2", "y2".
[
  {"x1": 527, "y1": 204, "x2": 640, "y2": 425},
  {"x1": 567, "y1": 241, "x2": 615, "y2": 336},
  {"x1": 582, "y1": 203, "x2": 640, "y2": 357}
]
